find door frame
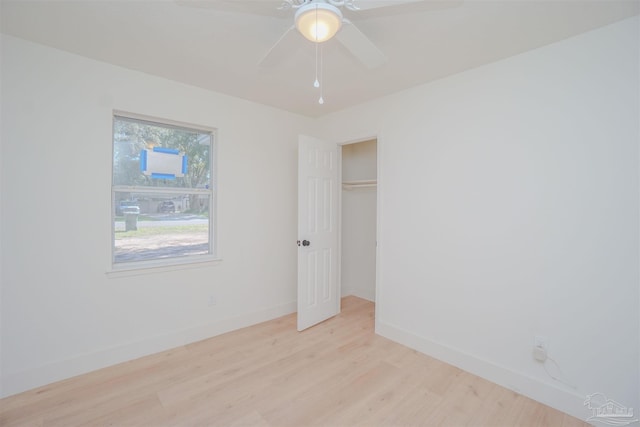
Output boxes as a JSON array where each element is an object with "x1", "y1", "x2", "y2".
[{"x1": 337, "y1": 135, "x2": 381, "y2": 316}]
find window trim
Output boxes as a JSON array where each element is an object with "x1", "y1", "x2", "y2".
[{"x1": 110, "y1": 110, "x2": 219, "y2": 272}]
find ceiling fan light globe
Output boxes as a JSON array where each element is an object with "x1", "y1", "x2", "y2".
[{"x1": 295, "y1": 3, "x2": 343, "y2": 43}]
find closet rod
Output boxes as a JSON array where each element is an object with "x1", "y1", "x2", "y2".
[{"x1": 342, "y1": 179, "x2": 377, "y2": 190}]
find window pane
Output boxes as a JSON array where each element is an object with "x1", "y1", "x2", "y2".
[
  {"x1": 113, "y1": 116, "x2": 211, "y2": 189},
  {"x1": 114, "y1": 192, "x2": 211, "y2": 264},
  {"x1": 112, "y1": 114, "x2": 215, "y2": 267}
]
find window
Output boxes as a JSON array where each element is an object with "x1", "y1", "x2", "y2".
[{"x1": 112, "y1": 113, "x2": 216, "y2": 268}]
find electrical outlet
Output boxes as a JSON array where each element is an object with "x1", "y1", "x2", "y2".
[
  {"x1": 534, "y1": 335, "x2": 548, "y2": 350},
  {"x1": 533, "y1": 335, "x2": 548, "y2": 362}
]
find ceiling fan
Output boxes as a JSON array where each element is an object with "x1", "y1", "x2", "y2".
[{"x1": 177, "y1": 0, "x2": 460, "y2": 70}]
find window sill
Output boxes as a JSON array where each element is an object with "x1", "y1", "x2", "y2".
[{"x1": 106, "y1": 256, "x2": 222, "y2": 278}]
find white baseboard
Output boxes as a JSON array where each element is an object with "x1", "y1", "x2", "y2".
[
  {"x1": 342, "y1": 286, "x2": 376, "y2": 302},
  {"x1": 375, "y1": 320, "x2": 591, "y2": 423},
  {"x1": 1, "y1": 301, "x2": 297, "y2": 398}
]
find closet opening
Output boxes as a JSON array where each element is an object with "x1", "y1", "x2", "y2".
[{"x1": 340, "y1": 138, "x2": 377, "y2": 303}]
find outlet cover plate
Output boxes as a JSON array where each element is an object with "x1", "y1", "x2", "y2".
[{"x1": 534, "y1": 335, "x2": 548, "y2": 350}]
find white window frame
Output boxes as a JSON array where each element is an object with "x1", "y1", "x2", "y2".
[{"x1": 110, "y1": 111, "x2": 219, "y2": 272}]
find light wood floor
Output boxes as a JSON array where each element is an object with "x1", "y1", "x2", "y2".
[{"x1": 1, "y1": 296, "x2": 589, "y2": 426}]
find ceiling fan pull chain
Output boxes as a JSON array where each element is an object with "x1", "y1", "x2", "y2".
[
  {"x1": 319, "y1": 43, "x2": 324, "y2": 105},
  {"x1": 314, "y1": 4, "x2": 320, "y2": 88},
  {"x1": 313, "y1": 2, "x2": 324, "y2": 104},
  {"x1": 314, "y1": 54, "x2": 320, "y2": 88}
]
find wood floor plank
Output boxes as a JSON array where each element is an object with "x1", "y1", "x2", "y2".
[
  {"x1": 466, "y1": 383, "x2": 522, "y2": 426},
  {"x1": 330, "y1": 356, "x2": 440, "y2": 426},
  {"x1": 0, "y1": 296, "x2": 590, "y2": 426}
]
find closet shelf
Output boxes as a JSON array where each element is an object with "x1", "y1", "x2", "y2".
[{"x1": 342, "y1": 179, "x2": 377, "y2": 190}]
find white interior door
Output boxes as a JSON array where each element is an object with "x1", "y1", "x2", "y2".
[{"x1": 297, "y1": 135, "x2": 340, "y2": 331}]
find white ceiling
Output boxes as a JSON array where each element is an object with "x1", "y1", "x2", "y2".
[{"x1": 2, "y1": 0, "x2": 638, "y2": 117}]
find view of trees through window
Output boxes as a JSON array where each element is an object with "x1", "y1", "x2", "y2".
[{"x1": 112, "y1": 114, "x2": 215, "y2": 265}]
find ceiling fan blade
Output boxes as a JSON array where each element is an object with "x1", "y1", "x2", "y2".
[
  {"x1": 351, "y1": 0, "x2": 423, "y2": 10},
  {"x1": 258, "y1": 25, "x2": 299, "y2": 68},
  {"x1": 350, "y1": 0, "x2": 463, "y2": 18},
  {"x1": 335, "y1": 19, "x2": 386, "y2": 69}
]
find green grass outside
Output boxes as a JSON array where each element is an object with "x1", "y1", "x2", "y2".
[{"x1": 115, "y1": 224, "x2": 208, "y2": 239}]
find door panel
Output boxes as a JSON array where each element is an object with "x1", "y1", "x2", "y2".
[{"x1": 297, "y1": 135, "x2": 339, "y2": 331}]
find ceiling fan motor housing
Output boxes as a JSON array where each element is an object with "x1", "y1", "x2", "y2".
[{"x1": 295, "y1": 1, "x2": 344, "y2": 42}]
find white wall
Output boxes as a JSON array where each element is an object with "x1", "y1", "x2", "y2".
[
  {"x1": 315, "y1": 16, "x2": 640, "y2": 421},
  {"x1": 2, "y1": 16, "x2": 638, "y2": 419},
  {"x1": 341, "y1": 140, "x2": 377, "y2": 301},
  {"x1": 0, "y1": 35, "x2": 313, "y2": 397}
]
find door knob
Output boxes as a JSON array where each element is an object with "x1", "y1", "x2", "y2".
[{"x1": 302, "y1": 240, "x2": 310, "y2": 247}]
